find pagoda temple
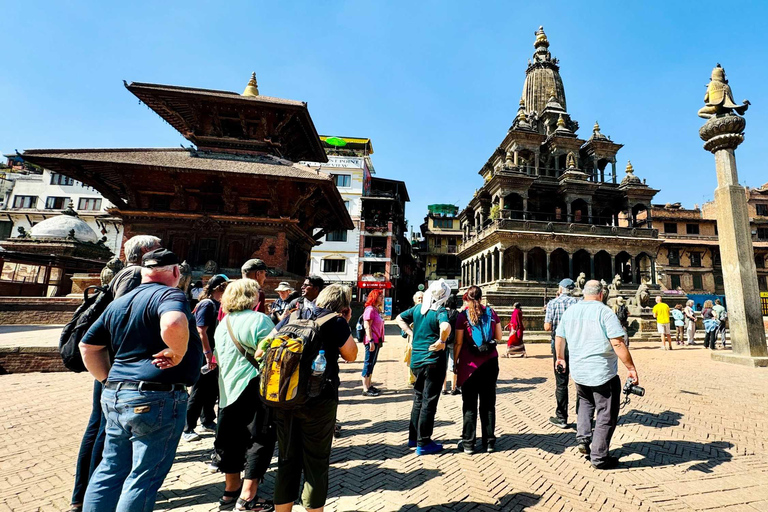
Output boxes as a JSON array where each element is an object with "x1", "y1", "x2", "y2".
[
  {"x1": 21, "y1": 74, "x2": 353, "y2": 279},
  {"x1": 459, "y1": 27, "x2": 661, "y2": 308}
]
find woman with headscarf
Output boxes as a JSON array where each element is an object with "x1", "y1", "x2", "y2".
[
  {"x1": 505, "y1": 302, "x2": 526, "y2": 357},
  {"x1": 453, "y1": 286, "x2": 502, "y2": 454},
  {"x1": 396, "y1": 279, "x2": 452, "y2": 455}
]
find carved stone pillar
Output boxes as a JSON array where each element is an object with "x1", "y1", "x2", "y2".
[
  {"x1": 611, "y1": 158, "x2": 617, "y2": 184},
  {"x1": 587, "y1": 203, "x2": 593, "y2": 225},
  {"x1": 650, "y1": 257, "x2": 657, "y2": 285},
  {"x1": 568, "y1": 253, "x2": 573, "y2": 279},
  {"x1": 566, "y1": 202, "x2": 573, "y2": 223},
  {"x1": 589, "y1": 253, "x2": 595, "y2": 279},
  {"x1": 499, "y1": 248, "x2": 505, "y2": 280},
  {"x1": 522, "y1": 250, "x2": 529, "y2": 281},
  {"x1": 546, "y1": 251, "x2": 551, "y2": 283},
  {"x1": 522, "y1": 197, "x2": 528, "y2": 220},
  {"x1": 611, "y1": 254, "x2": 617, "y2": 278}
]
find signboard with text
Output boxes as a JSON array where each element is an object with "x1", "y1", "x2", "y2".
[
  {"x1": 428, "y1": 279, "x2": 460, "y2": 290},
  {"x1": 384, "y1": 297, "x2": 393, "y2": 318},
  {"x1": 358, "y1": 280, "x2": 392, "y2": 289}
]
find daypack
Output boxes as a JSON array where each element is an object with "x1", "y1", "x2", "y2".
[
  {"x1": 355, "y1": 313, "x2": 365, "y2": 343},
  {"x1": 259, "y1": 311, "x2": 339, "y2": 409},
  {"x1": 467, "y1": 307, "x2": 495, "y2": 355},
  {"x1": 616, "y1": 305, "x2": 629, "y2": 326},
  {"x1": 59, "y1": 285, "x2": 114, "y2": 372}
]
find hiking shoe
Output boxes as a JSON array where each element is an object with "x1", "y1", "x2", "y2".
[
  {"x1": 442, "y1": 389, "x2": 449, "y2": 395},
  {"x1": 591, "y1": 456, "x2": 620, "y2": 470},
  {"x1": 549, "y1": 417, "x2": 568, "y2": 429},
  {"x1": 362, "y1": 389, "x2": 380, "y2": 397},
  {"x1": 577, "y1": 442, "x2": 591, "y2": 456},
  {"x1": 450, "y1": 388, "x2": 461, "y2": 396},
  {"x1": 485, "y1": 441, "x2": 496, "y2": 453},
  {"x1": 407, "y1": 440, "x2": 417, "y2": 449},
  {"x1": 457, "y1": 440, "x2": 474, "y2": 454},
  {"x1": 416, "y1": 441, "x2": 443, "y2": 455},
  {"x1": 202, "y1": 422, "x2": 217, "y2": 432},
  {"x1": 369, "y1": 386, "x2": 383, "y2": 394},
  {"x1": 182, "y1": 431, "x2": 201, "y2": 442}
]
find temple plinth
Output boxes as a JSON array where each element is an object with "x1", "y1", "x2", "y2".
[{"x1": 699, "y1": 65, "x2": 768, "y2": 367}]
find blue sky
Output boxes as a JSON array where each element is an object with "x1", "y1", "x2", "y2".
[{"x1": 2, "y1": 1, "x2": 767, "y2": 232}]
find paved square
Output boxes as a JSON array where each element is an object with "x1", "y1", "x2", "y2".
[{"x1": 2, "y1": 336, "x2": 768, "y2": 511}]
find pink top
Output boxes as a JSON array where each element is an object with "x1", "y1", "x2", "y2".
[
  {"x1": 455, "y1": 307, "x2": 500, "y2": 386},
  {"x1": 363, "y1": 306, "x2": 384, "y2": 345}
]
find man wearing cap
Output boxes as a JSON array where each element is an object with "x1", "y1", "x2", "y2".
[
  {"x1": 544, "y1": 278, "x2": 579, "y2": 429},
  {"x1": 79, "y1": 249, "x2": 203, "y2": 512},
  {"x1": 270, "y1": 281, "x2": 295, "y2": 324},
  {"x1": 241, "y1": 259, "x2": 268, "y2": 313},
  {"x1": 183, "y1": 273, "x2": 229, "y2": 442}
]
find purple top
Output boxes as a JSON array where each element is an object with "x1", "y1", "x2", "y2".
[
  {"x1": 455, "y1": 307, "x2": 500, "y2": 386},
  {"x1": 363, "y1": 305, "x2": 384, "y2": 345}
]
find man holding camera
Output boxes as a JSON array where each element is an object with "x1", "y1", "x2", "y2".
[{"x1": 554, "y1": 280, "x2": 639, "y2": 470}]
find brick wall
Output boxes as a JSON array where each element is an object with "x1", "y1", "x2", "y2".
[
  {"x1": 0, "y1": 347, "x2": 67, "y2": 374},
  {"x1": 0, "y1": 297, "x2": 81, "y2": 325}
]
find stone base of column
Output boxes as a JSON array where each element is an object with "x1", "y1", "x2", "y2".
[{"x1": 711, "y1": 351, "x2": 768, "y2": 368}]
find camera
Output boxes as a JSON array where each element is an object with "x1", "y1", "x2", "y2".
[
  {"x1": 555, "y1": 363, "x2": 566, "y2": 375},
  {"x1": 623, "y1": 378, "x2": 645, "y2": 397}
]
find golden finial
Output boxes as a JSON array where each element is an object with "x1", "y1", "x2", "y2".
[
  {"x1": 519, "y1": 97, "x2": 525, "y2": 107},
  {"x1": 557, "y1": 114, "x2": 566, "y2": 128},
  {"x1": 242, "y1": 72, "x2": 259, "y2": 97},
  {"x1": 593, "y1": 121, "x2": 601, "y2": 133},
  {"x1": 535, "y1": 26, "x2": 549, "y2": 48},
  {"x1": 517, "y1": 109, "x2": 527, "y2": 122},
  {"x1": 626, "y1": 160, "x2": 634, "y2": 174}
]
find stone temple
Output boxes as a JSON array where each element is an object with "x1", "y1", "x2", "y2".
[{"x1": 459, "y1": 27, "x2": 662, "y2": 318}]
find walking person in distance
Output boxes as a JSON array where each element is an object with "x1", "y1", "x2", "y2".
[
  {"x1": 544, "y1": 278, "x2": 579, "y2": 429},
  {"x1": 361, "y1": 289, "x2": 385, "y2": 397}
]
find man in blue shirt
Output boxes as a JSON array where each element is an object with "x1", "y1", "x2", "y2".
[
  {"x1": 79, "y1": 248, "x2": 203, "y2": 512},
  {"x1": 555, "y1": 280, "x2": 639, "y2": 470},
  {"x1": 544, "y1": 278, "x2": 579, "y2": 428}
]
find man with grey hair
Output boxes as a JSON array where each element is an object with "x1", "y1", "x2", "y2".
[
  {"x1": 555, "y1": 280, "x2": 639, "y2": 470},
  {"x1": 544, "y1": 278, "x2": 579, "y2": 429},
  {"x1": 110, "y1": 235, "x2": 162, "y2": 299},
  {"x1": 79, "y1": 248, "x2": 203, "y2": 511},
  {"x1": 241, "y1": 258, "x2": 268, "y2": 313}
]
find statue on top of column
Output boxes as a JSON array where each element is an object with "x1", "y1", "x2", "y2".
[{"x1": 698, "y1": 64, "x2": 750, "y2": 119}]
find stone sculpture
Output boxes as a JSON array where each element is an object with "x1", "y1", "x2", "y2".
[
  {"x1": 178, "y1": 260, "x2": 193, "y2": 296},
  {"x1": 575, "y1": 272, "x2": 586, "y2": 290},
  {"x1": 100, "y1": 257, "x2": 124, "y2": 287},
  {"x1": 698, "y1": 64, "x2": 750, "y2": 119}
]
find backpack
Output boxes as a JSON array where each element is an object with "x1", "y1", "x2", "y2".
[
  {"x1": 259, "y1": 311, "x2": 339, "y2": 409},
  {"x1": 616, "y1": 305, "x2": 629, "y2": 325},
  {"x1": 467, "y1": 307, "x2": 495, "y2": 355},
  {"x1": 355, "y1": 313, "x2": 366, "y2": 343},
  {"x1": 59, "y1": 285, "x2": 114, "y2": 372}
]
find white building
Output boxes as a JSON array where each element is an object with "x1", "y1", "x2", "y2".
[
  {"x1": 304, "y1": 137, "x2": 374, "y2": 291},
  {"x1": 1, "y1": 168, "x2": 123, "y2": 256}
]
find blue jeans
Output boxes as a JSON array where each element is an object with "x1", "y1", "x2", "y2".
[
  {"x1": 361, "y1": 343, "x2": 380, "y2": 378},
  {"x1": 71, "y1": 380, "x2": 107, "y2": 505},
  {"x1": 83, "y1": 387, "x2": 188, "y2": 512}
]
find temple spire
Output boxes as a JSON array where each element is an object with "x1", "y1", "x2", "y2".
[{"x1": 242, "y1": 72, "x2": 259, "y2": 97}]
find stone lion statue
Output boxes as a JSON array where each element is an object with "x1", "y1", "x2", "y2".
[
  {"x1": 610, "y1": 273, "x2": 622, "y2": 291},
  {"x1": 576, "y1": 272, "x2": 586, "y2": 290},
  {"x1": 178, "y1": 260, "x2": 193, "y2": 296},
  {"x1": 634, "y1": 282, "x2": 650, "y2": 308},
  {"x1": 203, "y1": 259, "x2": 219, "y2": 275},
  {"x1": 100, "y1": 257, "x2": 124, "y2": 287}
]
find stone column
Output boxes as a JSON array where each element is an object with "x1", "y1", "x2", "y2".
[
  {"x1": 587, "y1": 202, "x2": 594, "y2": 225},
  {"x1": 650, "y1": 257, "x2": 657, "y2": 285},
  {"x1": 589, "y1": 253, "x2": 595, "y2": 279},
  {"x1": 611, "y1": 254, "x2": 617, "y2": 278},
  {"x1": 499, "y1": 248, "x2": 505, "y2": 280},
  {"x1": 522, "y1": 250, "x2": 529, "y2": 281},
  {"x1": 568, "y1": 253, "x2": 573, "y2": 279},
  {"x1": 630, "y1": 255, "x2": 637, "y2": 284},
  {"x1": 522, "y1": 197, "x2": 529, "y2": 220},
  {"x1": 611, "y1": 158, "x2": 617, "y2": 184},
  {"x1": 546, "y1": 251, "x2": 551, "y2": 282},
  {"x1": 700, "y1": 106, "x2": 768, "y2": 366},
  {"x1": 566, "y1": 202, "x2": 572, "y2": 223},
  {"x1": 534, "y1": 149, "x2": 540, "y2": 176}
]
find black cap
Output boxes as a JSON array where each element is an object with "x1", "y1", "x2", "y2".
[
  {"x1": 142, "y1": 248, "x2": 180, "y2": 268},
  {"x1": 206, "y1": 274, "x2": 230, "y2": 290}
]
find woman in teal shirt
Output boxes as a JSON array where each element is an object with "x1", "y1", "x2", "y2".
[{"x1": 213, "y1": 279, "x2": 275, "y2": 510}]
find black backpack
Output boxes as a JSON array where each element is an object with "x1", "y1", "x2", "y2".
[
  {"x1": 355, "y1": 313, "x2": 366, "y2": 343},
  {"x1": 616, "y1": 305, "x2": 629, "y2": 325},
  {"x1": 59, "y1": 285, "x2": 114, "y2": 372}
]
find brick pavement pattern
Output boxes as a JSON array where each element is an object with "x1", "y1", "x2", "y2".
[{"x1": 2, "y1": 338, "x2": 768, "y2": 511}]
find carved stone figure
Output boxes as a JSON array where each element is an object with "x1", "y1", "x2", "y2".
[
  {"x1": 203, "y1": 259, "x2": 219, "y2": 275},
  {"x1": 100, "y1": 257, "x2": 124, "y2": 287},
  {"x1": 575, "y1": 272, "x2": 586, "y2": 290},
  {"x1": 178, "y1": 260, "x2": 193, "y2": 296},
  {"x1": 635, "y1": 283, "x2": 650, "y2": 308},
  {"x1": 610, "y1": 273, "x2": 622, "y2": 291},
  {"x1": 697, "y1": 64, "x2": 750, "y2": 119}
]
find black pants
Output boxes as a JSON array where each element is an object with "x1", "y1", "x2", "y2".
[
  {"x1": 185, "y1": 367, "x2": 218, "y2": 432},
  {"x1": 551, "y1": 343, "x2": 571, "y2": 422},
  {"x1": 409, "y1": 357, "x2": 447, "y2": 447},
  {"x1": 214, "y1": 378, "x2": 276, "y2": 480},
  {"x1": 704, "y1": 329, "x2": 718, "y2": 349},
  {"x1": 461, "y1": 357, "x2": 499, "y2": 448},
  {"x1": 273, "y1": 396, "x2": 338, "y2": 509},
  {"x1": 71, "y1": 380, "x2": 107, "y2": 505},
  {"x1": 575, "y1": 375, "x2": 621, "y2": 465}
]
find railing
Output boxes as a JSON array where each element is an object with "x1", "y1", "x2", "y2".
[
  {"x1": 460, "y1": 218, "x2": 658, "y2": 252},
  {"x1": 363, "y1": 249, "x2": 387, "y2": 258},
  {"x1": 427, "y1": 245, "x2": 458, "y2": 254}
]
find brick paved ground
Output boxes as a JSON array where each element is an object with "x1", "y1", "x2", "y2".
[{"x1": 2, "y1": 337, "x2": 768, "y2": 511}]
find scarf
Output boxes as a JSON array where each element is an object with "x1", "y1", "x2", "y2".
[{"x1": 421, "y1": 279, "x2": 451, "y2": 315}]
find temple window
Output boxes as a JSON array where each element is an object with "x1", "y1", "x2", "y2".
[
  {"x1": 690, "y1": 252, "x2": 702, "y2": 267},
  {"x1": 322, "y1": 259, "x2": 346, "y2": 273},
  {"x1": 668, "y1": 249, "x2": 680, "y2": 266},
  {"x1": 757, "y1": 228, "x2": 768, "y2": 240},
  {"x1": 756, "y1": 204, "x2": 768, "y2": 216},
  {"x1": 686, "y1": 223, "x2": 700, "y2": 235},
  {"x1": 670, "y1": 274, "x2": 681, "y2": 289},
  {"x1": 692, "y1": 274, "x2": 703, "y2": 289},
  {"x1": 755, "y1": 255, "x2": 765, "y2": 269},
  {"x1": 664, "y1": 222, "x2": 678, "y2": 234}
]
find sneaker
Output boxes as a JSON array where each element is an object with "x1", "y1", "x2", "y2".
[
  {"x1": 334, "y1": 424, "x2": 341, "y2": 439},
  {"x1": 577, "y1": 442, "x2": 591, "y2": 456},
  {"x1": 182, "y1": 431, "x2": 201, "y2": 442},
  {"x1": 362, "y1": 389, "x2": 380, "y2": 397},
  {"x1": 457, "y1": 440, "x2": 474, "y2": 454},
  {"x1": 450, "y1": 388, "x2": 461, "y2": 396},
  {"x1": 416, "y1": 441, "x2": 443, "y2": 456},
  {"x1": 407, "y1": 440, "x2": 417, "y2": 449},
  {"x1": 369, "y1": 386, "x2": 383, "y2": 394},
  {"x1": 549, "y1": 417, "x2": 568, "y2": 429},
  {"x1": 207, "y1": 461, "x2": 220, "y2": 474},
  {"x1": 202, "y1": 422, "x2": 217, "y2": 432},
  {"x1": 591, "y1": 456, "x2": 620, "y2": 470},
  {"x1": 484, "y1": 441, "x2": 496, "y2": 453},
  {"x1": 442, "y1": 389, "x2": 449, "y2": 395}
]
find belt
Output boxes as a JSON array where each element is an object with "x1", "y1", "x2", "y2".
[{"x1": 104, "y1": 381, "x2": 187, "y2": 392}]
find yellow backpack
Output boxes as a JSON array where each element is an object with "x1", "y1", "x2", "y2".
[{"x1": 259, "y1": 311, "x2": 338, "y2": 409}]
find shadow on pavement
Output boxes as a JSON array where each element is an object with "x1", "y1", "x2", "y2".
[
  {"x1": 617, "y1": 440, "x2": 733, "y2": 472},
  {"x1": 329, "y1": 463, "x2": 441, "y2": 496},
  {"x1": 618, "y1": 409, "x2": 683, "y2": 428},
  {"x1": 494, "y1": 432, "x2": 577, "y2": 455},
  {"x1": 336, "y1": 419, "x2": 453, "y2": 438},
  {"x1": 396, "y1": 492, "x2": 542, "y2": 511}
]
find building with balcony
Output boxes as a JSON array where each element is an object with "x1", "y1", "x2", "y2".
[
  {"x1": 457, "y1": 27, "x2": 661, "y2": 307},
  {"x1": 1, "y1": 160, "x2": 123, "y2": 254},
  {"x1": 417, "y1": 204, "x2": 462, "y2": 288}
]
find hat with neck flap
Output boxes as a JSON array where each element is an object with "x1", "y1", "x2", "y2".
[{"x1": 421, "y1": 279, "x2": 451, "y2": 315}]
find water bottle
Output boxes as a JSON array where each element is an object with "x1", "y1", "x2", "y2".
[
  {"x1": 309, "y1": 350, "x2": 327, "y2": 397},
  {"x1": 201, "y1": 364, "x2": 214, "y2": 375}
]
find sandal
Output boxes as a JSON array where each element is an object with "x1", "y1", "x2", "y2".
[
  {"x1": 219, "y1": 487, "x2": 242, "y2": 510},
  {"x1": 235, "y1": 497, "x2": 274, "y2": 511}
]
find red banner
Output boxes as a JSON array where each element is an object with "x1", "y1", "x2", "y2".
[{"x1": 358, "y1": 280, "x2": 391, "y2": 289}]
